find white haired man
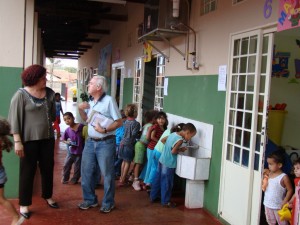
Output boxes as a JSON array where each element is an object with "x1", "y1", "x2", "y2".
[{"x1": 78, "y1": 75, "x2": 122, "y2": 213}]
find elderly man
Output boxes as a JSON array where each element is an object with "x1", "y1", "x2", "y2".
[{"x1": 78, "y1": 75, "x2": 122, "y2": 213}]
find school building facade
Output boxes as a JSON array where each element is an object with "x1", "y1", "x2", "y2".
[{"x1": 1, "y1": 0, "x2": 300, "y2": 224}]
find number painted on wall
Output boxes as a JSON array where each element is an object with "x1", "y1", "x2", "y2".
[{"x1": 264, "y1": 0, "x2": 272, "y2": 18}]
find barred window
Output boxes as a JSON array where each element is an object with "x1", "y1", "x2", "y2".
[
  {"x1": 154, "y1": 56, "x2": 165, "y2": 111},
  {"x1": 200, "y1": 0, "x2": 217, "y2": 16}
]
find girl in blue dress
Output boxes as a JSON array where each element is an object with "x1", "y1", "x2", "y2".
[{"x1": 150, "y1": 123, "x2": 197, "y2": 207}]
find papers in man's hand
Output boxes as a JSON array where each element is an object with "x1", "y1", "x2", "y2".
[{"x1": 87, "y1": 110, "x2": 114, "y2": 128}]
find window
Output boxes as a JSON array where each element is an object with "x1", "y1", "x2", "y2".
[
  {"x1": 200, "y1": 0, "x2": 217, "y2": 16},
  {"x1": 133, "y1": 58, "x2": 142, "y2": 106},
  {"x1": 154, "y1": 56, "x2": 165, "y2": 111}
]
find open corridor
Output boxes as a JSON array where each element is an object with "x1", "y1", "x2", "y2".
[{"x1": 1, "y1": 101, "x2": 223, "y2": 225}]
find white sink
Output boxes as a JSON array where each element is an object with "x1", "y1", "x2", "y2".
[{"x1": 176, "y1": 149, "x2": 210, "y2": 180}]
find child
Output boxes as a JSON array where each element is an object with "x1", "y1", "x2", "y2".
[
  {"x1": 138, "y1": 110, "x2": 158, "y2": 182},
  {"x1": 62, "y1": 112, "x2": 85, "y2": 184},
  {"x1": 118, "y1": 104, "x2": 140, "y2": 186},
  {"x1": 288, "y1": 158, "x2": 300, "y2": 225},
  {"x1": 132, "y1": 110, "x2": 158, "y2": 191},
  {"x1": 143, "y1": 111, "x2": 168, "y2": 191},
  {"x1": 150, "y1": 123, "x2": 197, "y2": 207},
  {"x1": 114, "y1": 110, "x2": 126, "y2": 178},
  {"x1": 53, "y1": 93, "x2": 64, "y2": 138},
  {"x1": 0, "y1": 118, "x2": 24, "y2": 225},
  {"x1": 147, "y1": 123, "x2": 185, "y2": 190},
  {"x1": 263, "y1": 150, "x2": 293, "y2": 225}
]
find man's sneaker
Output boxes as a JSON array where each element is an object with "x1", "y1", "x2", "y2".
[
  {"x1": 78, "y1": 201, "x2": 98, "y2": 210},
  {"x1": 162, "y1": 202, "x2": 177, "y2": 208},
  {"x1": 132, "y1": 180, "x2": 141, "y2": 191},
  {"x1": 100, "y1": 205, "x2": 115, "y2": 213},
  {"x1": 69, "y1": 179, "x2": 78, "y2": 185}
]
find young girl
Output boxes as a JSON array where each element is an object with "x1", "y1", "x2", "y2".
[
  {"x1": 263, "y1": 150, "x2": 293, "y2": 225},
  {"x1": 62, "y1": 112, "x2": 85, "y2": 184},
  {"x1": 143, "y1": 111, "x2": 168, "y2": 191},
  {"x1": 288, "y1": 158, "x2": 300, "y2": 225},
  {"x1": 0, "y1": 118, "x2": 24, "y2": 225},
  {"x1": 131, "y1": 110, "x2": 158, "y2": 191},
  {"x1": 147, "y1": 123, "x2": 185, "y2": 191},
  {"x1": 150, "y1": 123, "x2": 196, "y2": 207},
  {"x1": 118, "y1": 104, "x2": 140, "y2": 186}
]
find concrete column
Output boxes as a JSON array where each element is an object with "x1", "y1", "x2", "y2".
[{"x1": 0, "y1": 0, "x2": 37, "y2": 198}]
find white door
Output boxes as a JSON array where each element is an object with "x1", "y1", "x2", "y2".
[{"x1": 219, "y1": 29, "x2": 274, "y2": 225}]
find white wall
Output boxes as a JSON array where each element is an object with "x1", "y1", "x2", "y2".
[
  {"x1": 78, "y1": 2, "x2": 144, "y2": 73},
  {"x1": 78, "y1": 1, "x2": 279, "y2": 78},
  {"x1": 270, "y1": 35, "x2": 300, "y2": 149},
  {"x1": 0, "y1": 0, "x2": 25, "y2": 67}
]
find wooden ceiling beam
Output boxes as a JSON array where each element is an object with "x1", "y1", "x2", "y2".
[
  {"x1": 45, "y1": 44, "x2": 93, "y2": 49},
  {"x1": 37, "y1": 7, "x2": 128, "y2": 22},
  {"x1": 88, "y1": 28, "x2": 110, "y2": 35}
]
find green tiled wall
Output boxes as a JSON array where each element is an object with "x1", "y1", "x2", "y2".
[
  {"x1": 163, "y1": 75, "x2": 226, "y2": 216},
  {"x1": 121, "y1": 75, "x2": 226, "y2": 217},
  {"x1": 0, "y1": 66, "x2": 22, "y2": 197}
]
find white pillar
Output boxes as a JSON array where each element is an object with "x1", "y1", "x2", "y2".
[
  {"x1": 0, "y1": 0, "x2": 26, "y2": 68},
  {"x1": 185, "y1": 180, "x2": 205, "y2": 209}
]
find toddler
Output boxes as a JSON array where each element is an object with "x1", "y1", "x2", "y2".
[
  {"x1": 263, "y1": 150, "x2": 293, "y2": 225},
  {"x1": 118, "y1": 104, "x2": 140, "y2": 186},
  {"x1": 150, "y1": 123, "x2": 197, "y2": 207},
  {"x1": 62, "y1": 112, "x2": 85, "y2": 184},
  {"x1": 114, "y1": 110, "x2": 126, "y2": 178},
  {"x1": 0, "y1": 118, "x2": 24, "y2": 225}
]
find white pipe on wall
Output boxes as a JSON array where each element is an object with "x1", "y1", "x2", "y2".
[{"x1": 173, "y1": 0, "x2": 180, "y2": 18}]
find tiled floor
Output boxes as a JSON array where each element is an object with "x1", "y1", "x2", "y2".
[{"x1": 1, "y1": 101, "x2": 223, "y2": 225}]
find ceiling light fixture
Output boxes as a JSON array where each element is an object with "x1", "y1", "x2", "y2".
[{"x1": 87, "y1": 0, "x2": 126, "y2": 5}]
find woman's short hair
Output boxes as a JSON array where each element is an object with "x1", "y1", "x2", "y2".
[
  {"x1": 21, "y1": 64, "x2": 46, "y2": 86},
  {"x1": 93, "y1": 75, "x2": 108, "y2": 92}
]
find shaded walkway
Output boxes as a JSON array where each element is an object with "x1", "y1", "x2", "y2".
[{"x1": 1, "y1": 101, "x2": 223, "y2": 225}]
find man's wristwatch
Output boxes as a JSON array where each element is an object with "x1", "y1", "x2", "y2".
[{"x1": 104, "y1": 128, "x2": 107, "y2": 133}]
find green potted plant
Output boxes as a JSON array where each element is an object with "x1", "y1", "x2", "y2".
[{"x1": 80, "y1": 92, "x2": 89, "y2": 102}]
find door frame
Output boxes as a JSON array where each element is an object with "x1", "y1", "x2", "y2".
[
  {"x1": 111, "y1": 61, "x2": 125, "y2": 109},
  {"x1": 218, "y1": 24, "x2": 277, "y2": 225}
]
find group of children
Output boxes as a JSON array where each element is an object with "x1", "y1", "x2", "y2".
[
  {"x1": 114, "y1": 104, "x2": 197, "y2": 208},
  {"x1": 55, "y1": 101, "x2": 197, "y2": 208}
]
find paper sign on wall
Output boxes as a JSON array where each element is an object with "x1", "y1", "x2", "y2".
[
  {"x1": 164, "y1": 78, "x2": 169, "y2": 96},
  {"x1": 218, "y1": 65, "x2": 227, "y2": 91}
]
